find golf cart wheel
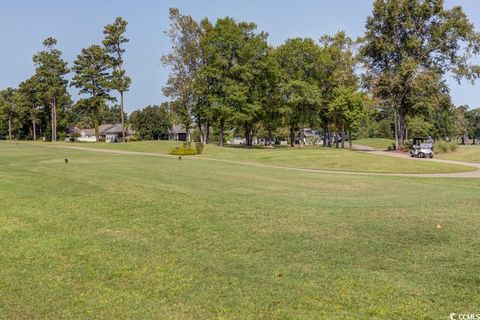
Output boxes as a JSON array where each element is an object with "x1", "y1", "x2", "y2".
[{"x1": 418, "y1": 152, "x2": 425, "y2": 158}]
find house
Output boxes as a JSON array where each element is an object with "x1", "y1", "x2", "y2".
[
  {"x1": 160, "y1": 124, "x2": 187, "y2": 141},
  {"x1": 77, "y1": 128, "x2": 97, "y2": 142},
  {"x1": 76, "y1": 124, "x2": 134, "y2": 142},
  {"x1": 101, "y1": 124, "x2": 134, "y2": 143}
]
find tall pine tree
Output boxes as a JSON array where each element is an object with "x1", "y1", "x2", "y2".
[
  {"x1": 103, "y1": 17, "x2": 131, "y2": 142},
  {"x1": 71, "y1": 45, "x2": 113, "y2": 141},
  {"x1": 32, "y1": 38, "x2": 69, "y2": 142}
]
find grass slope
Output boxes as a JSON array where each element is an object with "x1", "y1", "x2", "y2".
[
  {"x1": 51, "y1": 141, "x2": 472, "y2": 174},
  {"x1": 436, "y1": 145, "x2": 480, "y2": 163},
  {"x1": 1, "y1": 143, "x2": 480, "y2": 319},
  {"x1": 354, "y1": 138, "x2": 395, "y2": 150}
]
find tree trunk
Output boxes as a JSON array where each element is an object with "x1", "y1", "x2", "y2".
[
  {"x1": 393, "y1": 108, "x2": 399, "y2": 150},
  {"x1": 290, "y1": 127, "x2": 295, "y2": 147},
  {"x1": 120, "y1": 91, "x2": 126, "y2": 142},
  {"x1": 198, "y1": 122, "x2": 205, "y2": 143},
  {"x1": 94, "y1": 108, "x2": 100, "y2": 142},
  {"x1": 323, "y1": 128, "x2": 327, "y2": 147},
  {"x1": 51, "y1": 95, "x2": 57, "y2": 142},
  {"x1": 244, "y1": 124, "x2": 250, "y2": 147},
  {"x1": 186, "y1": 127, "x2": 191, "y2": 142},
  {"x1": 299, "y1": 126, "x2": 305, "y2": 147},
  {"x1": 335, "y1": 133, "x2": 339, "y2": 148},
  {"x1": 206, "y1": 122, "x2": 210, "y2": 144},
  {"x1": 341, "y1": 123, "x2": 345, "y2": 149},
  {"x1": 32, "y1": 110, "x2": 36, "y2": 141},
  {"x1": 268, "y1": 127, "x2": 273, "y2": 146},
  {"x1": 397, "y1": 111, "x2": 406, "y2": 150},
  {"x1": 219, "y1": 118, "x2": 224, "y2": 147},
  {"x1": 327, "y1": 130, "x2": 332, "y2": 148},
  {"x1": 8, "y1": 114, "x2": 12, "y2": 141},
  {"x1": 348, "y1": 129, "x2": 352, "y2": 149},
  {"x1": 95, "y1": 125, "x2": 99, "y2": 142}
]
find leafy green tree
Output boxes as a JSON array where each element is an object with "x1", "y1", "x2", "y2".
[
  {"x1": 0, "y1": 88, "x2": 17, "y2": 140},
  {"x1": 276, "y1": 38, "x2": 323, "y2": 147},
  {"x1": 329, "y1": 86, "x2": 371, "y2": 148},
  {"x1": 321, "y1": 32, "x2": 360, "y2": 148},
  {"x1": 406, "y1": 115, "x2": 434, "y2": 138},
  {"x1": 362, "y1": 0, "x2": 480, "y2": 149},
  {"x1": 71, "y1": 45, "x2": 113, "y2": 141},
  {"x1": 453, "y1": 105, "x2": 470, "y2": 144},
  {"x1": 259, "y1": 47, "x2": 283, "y2": 146},
  {"x1": 465, "y1": 108, "x2": 480, "y2": 144},
  {"x1": 130, "y1": 104, "x2": 172, "y2": 140},
  {"x1": 103, "y1": 17, "x2": 131, "y2": 142},
  {"x1": 17, "y1": 76, "x2": 42, "y2": 140},
  {"x1": 102, "y1": 105, "x2": 127, "y2": 124},
  {"x1": 162, "y1": 8, "x2": 202, "y2": 142},
  {"x1": 198, "y1": 17, "x2": 269, "y2": 146},
  {"x1": 33, "y1": 37, "x2": 70, "y2": 142}
]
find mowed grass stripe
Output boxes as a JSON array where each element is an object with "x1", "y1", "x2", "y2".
[{"x1": 44, "y1": 140, "x2": 474, "y2": 174}]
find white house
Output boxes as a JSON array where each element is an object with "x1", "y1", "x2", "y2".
[
  {"x1": 76, "y1": 124, "x2": 134, "y2": 142},
  {"x1": 77, "y1": 128, "x2": 97, "y2": 142}
]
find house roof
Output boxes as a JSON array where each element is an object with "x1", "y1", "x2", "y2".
[
  {"x1": 79, "y1": 124, "x2": 134, "y2": 136},
  {"x1": 66, "y1": 126, "x2": 81, "y2": 135},
  {"x1": 100, "y1": 124, "x2": 124, "y2": 134},
  {"x1": 169, "y1": 124, "x2": 187, "y2": 134},
  {"x1": 81, "y1": 128, "x2": 96, "y2": 136}
]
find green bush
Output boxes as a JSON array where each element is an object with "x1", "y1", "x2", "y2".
[
  {"x1": 127, "y1": 135, "x2": 139, "y2": 142},
  {"x1": 169, "y1": 142, "x2": 197, "y2": 156},
  {"x1": 195, "y1": 142, "x2": 204, "y2": 154},
  {"x1": 402, "y1": 141, "x2": 411, "y2": 152},
  {"x1": 434, "y1": 140, "x2": 458, "y2": 154}
]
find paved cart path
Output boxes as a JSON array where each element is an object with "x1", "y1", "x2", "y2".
[{"x1": 51, "y1": 144, "x2": 480, "y2": 178}]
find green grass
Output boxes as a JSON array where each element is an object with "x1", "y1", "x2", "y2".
[
  {"x1": 1, "y1": 142, "x2": 480, "y2": 319},
  {"x1": 354, "y1": 138, "x2": 395, "y2": 150},
  {"x1": 52, "y1": 140, "x2": 473, "y2": 174},
  {"x1": 436, "y1": 145, "x2": 480, "y2": 163}
]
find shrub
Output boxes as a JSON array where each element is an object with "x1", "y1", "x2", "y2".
[
  {"x1": 127, "y1": 135, "x2": 139, "y2": 142},
  {"x1": 402, "y1": 141, "x2": 411, "y2": 152},
  {"x1": 434, "y1": 140, "x2": 458, "y2": 154},
  {"x1": 435, "y1": 140, "x2": 448, "y2": 154},
  {"x1": 195, "y1": 142, "x2": 204, "y2": 154},
  {"x1": 169, "y1": 142, "x2": 197, "y2": 156}
]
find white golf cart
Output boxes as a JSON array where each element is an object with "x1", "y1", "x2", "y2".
[{"x1": 410, "y1": 136, "x2": 434, "y2": 158}]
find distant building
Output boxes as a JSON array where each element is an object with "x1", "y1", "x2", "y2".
[
  {"x1": 76, "y1": 124, "x2": 134, "y2": 142},
  {"x1": 160, "y1": 124, "x2": 187, "y2": 141}
]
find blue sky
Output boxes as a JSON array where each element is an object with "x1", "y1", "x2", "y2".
[{"x1": 1, "y1": 0, "x2": 480, "y2": 113}]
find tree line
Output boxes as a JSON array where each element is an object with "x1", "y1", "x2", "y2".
[
  {"x1": 0, "y1": 17, "x2": 131, "y2": 142},
  {"x1": 2, "y1": 1, "x2": 480, "y2": 148},
  {"x1": 160, "y1": 1, "x2": 480, "y2": 148}
]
